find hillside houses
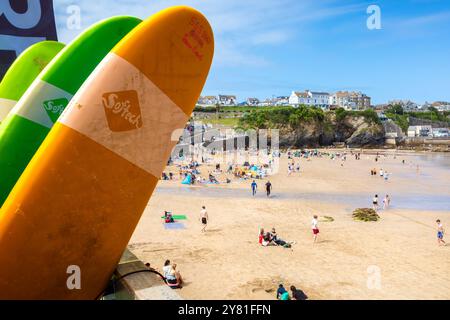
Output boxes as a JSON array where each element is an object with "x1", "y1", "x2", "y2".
[{"x1": 198, "y1": 91, "x2": 373, "y2": 109}]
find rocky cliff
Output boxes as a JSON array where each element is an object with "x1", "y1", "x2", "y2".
[{"x1": 278, "y1": 114, "x2": 385, "y2": 148}]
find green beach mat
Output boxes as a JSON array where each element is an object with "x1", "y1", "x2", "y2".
[
  {"x1": 161, "y1": 215, "x2": 188, "y2": 220},
  {"x1": 0, "y1": 16, "x2": 142, "y2": 206},
  {"x1": 0, "y1": 41, "x2": 65, "y2": 122}
]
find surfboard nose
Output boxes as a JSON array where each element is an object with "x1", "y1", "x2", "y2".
[{"x1": 113, "y1": 6, "x2": 215, "y2": 115}]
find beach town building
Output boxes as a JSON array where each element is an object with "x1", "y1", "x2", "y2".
[
  {"x1": 289, "y1": 90, "x2": 330, "y2": 109},
  {"x1": 328, "y1": 91, "x2": 372, "y2": 110},
  {"x1": 218, "y1": 95, "x2": 237, "y2": 106},
  {"x1": 246, "y1": 98, "x2": 260, "y2": 106},
  {"x1": 431, "y1": 101, "x2": 450, "y2": 112},
  {"x1": 197, "y1": 96, "x2": 218, "y2": 106},
  {"x1": 258, "y1": 99, "x2": 273, "y2": 107},
  {"x1": 407, "y1": 125, "x2": 433, "y2": 137},
  {"x1": 329, "y1": 91, "x2": 357, "y2": 110},
  {"x1": 388, "y1": 99, "x2": 419, "y2": 111},
  {"x1": 432, "y1": 128, "x2": 450, "y2": 138},
  {"x1": 273, "y1": 96, "x2": 290, "y2": 106},
  {"x1": 349, "y1": 91, "x2": 371, "y2": 110}
]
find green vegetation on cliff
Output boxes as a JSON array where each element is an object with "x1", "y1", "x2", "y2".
[
  {"x1": 238, "y1": 105, "x2": 380, "y2": 129},
  {"x1": 385, "y1": 105, "x2": 450, "y2": 133}
]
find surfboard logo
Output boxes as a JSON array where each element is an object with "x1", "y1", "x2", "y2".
[
  {"x1": 102, "y1": 90, "x2": 143, "y2": 132},
  {"x1": 43, "y1": 98, "x2": 69, "y2": 123}
]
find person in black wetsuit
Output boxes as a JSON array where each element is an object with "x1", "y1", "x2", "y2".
[{"x1": 265, "y1": 181, "x2": 272, "y2": 197}]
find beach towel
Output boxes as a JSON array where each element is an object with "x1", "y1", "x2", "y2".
[
  {"x1": 164, "y1": 222, "x2": 186, "y2": 230},
  {"x1": 161, "y1": 215, "x2": 187, "y2": 220}
]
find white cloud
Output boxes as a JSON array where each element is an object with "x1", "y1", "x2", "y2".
[
  {"x1": 251, "y1": 30, "x2": 291, "y2": 46},
  {"x1": 53, "y1": 0, "x2": 363, "y2": 68}
]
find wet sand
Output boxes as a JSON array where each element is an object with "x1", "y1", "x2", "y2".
[{"x1": 129, "y1": 150, "x2": 450, "y2": 300}]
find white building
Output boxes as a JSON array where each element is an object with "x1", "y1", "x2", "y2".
[
  {"x1": 258, "y1": 99, "x2": 273, "y2": 107},
  {"x1": 289, "y1": 90, "x2": 330, "y2": 109},
  {"x1": 432, "y1": 128, "x2": 449, "y2": 138},
  {"x1": 329, "y1": 91, "x2": 357, "y2": 110},
  {"x1": 273, "y1": 96, "x2": 289, "y2": 106},
  {"x1": 218, "y1": 95, "x2": 237, "y2": 106},
  {"x1": 197, "y1": 96, "x2": 218, "y2": 106},
  {"x1": 246, "y1": 98, "x2": 260, "y2": 106},
  {"x1": 407, "y1": 125, "x2": 433, "y2": 137}
]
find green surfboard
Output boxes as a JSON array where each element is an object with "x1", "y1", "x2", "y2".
[
  {"x1": 0, "y1": 41, "x2": 65, "y2": 122},
  {"x1": 0, "y1": 16, "x2": 142, "y2": 206}
]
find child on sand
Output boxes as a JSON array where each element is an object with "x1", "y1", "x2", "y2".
[
  {"x1": 437, "y1": 220, "x2": 446, "y2": 246},
  {"x1": 312, "y1": 215, "x2": 319, "y2": 243}
]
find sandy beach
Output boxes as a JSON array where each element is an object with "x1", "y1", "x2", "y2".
[{"x1": 129, "y1": 150, "x2": 450, "y2": 300}]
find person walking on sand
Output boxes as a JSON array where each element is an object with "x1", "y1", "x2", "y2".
[
  {"x1": 251, "y1": 180, "x2": 258, "y2": 196},
  {"x1": 383, "y1": 194, "x2": 391, "y2": 210},
  {"x1": 312, "y1": 215, "x2": 320, "y2": 244},
  {"x1": 200, "y1": 206, "x2": 209, "y2": 232},
  {"x1": 373, "y1": 194, "x2": 379, "y2": 211},
  {"x1": 265, "y1": 181, "x2": 272, "y2": 197},
  {"x1": 436, "y1": 219, "x2": 446, "y2": 246}
]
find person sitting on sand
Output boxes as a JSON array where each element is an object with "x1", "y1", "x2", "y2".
[
  {"x1": 164, "y1": 211, "x2": 174, "y2": 223},
  {"x1": 276, "y1": 284, "x2": 290, "y2": 300},
  {"x1": 261, "y1": 231, "x2": 273, "y2": 247},
  {"x1": 290, "y1": 286, "x2": 308, "y2": 300},
  {"x1": 209, "y1": 173, "x2": 219, "y2": 184},
  {"x1": 163, "y1": 260, "x2": 183, "y2": 289},
  {"x1": 270, "y1": 228, "x2": 291, "y2": 247}
]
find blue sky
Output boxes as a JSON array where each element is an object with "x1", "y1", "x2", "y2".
[{"x1": 53, "y1": 0, "x2": 450, "y2": 104}]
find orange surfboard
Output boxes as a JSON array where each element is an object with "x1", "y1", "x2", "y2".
[{"x1": 0, "y1": 6, "x2": 214, "y2": 300}]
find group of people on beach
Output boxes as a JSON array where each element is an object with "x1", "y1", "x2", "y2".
[
  {"x1": 250, "y1": 180, "x2": 273, "y2": 197},
  {"x1": 277, "y1": 284, "x2": 308, "y2": 300},
  {"x1": 370, "y1": 167, "x2": 390, "y2": 181},
  {"x1": 259, "y1": 215, "x2": 321, "y2": 247},
  {"x1": 287, "y1": 161, "x2": 301, "y2": 176},
  {"x1": 372, "y1": 194, "x2": 391, "y2": 211},
  {"x1": 258, "y1": 228, "x2": 294, "y2": 248}
]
